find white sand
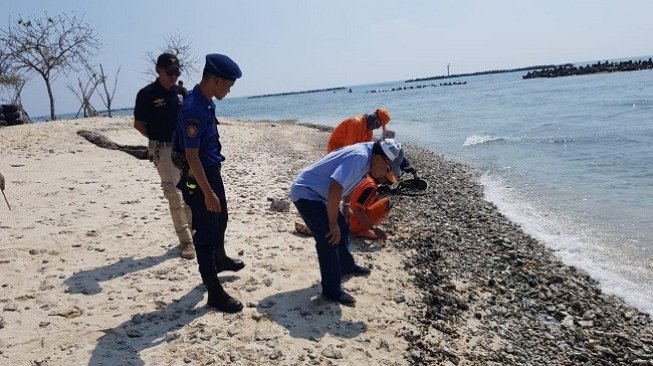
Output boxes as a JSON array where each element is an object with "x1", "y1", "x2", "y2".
[{"x1": 0, "y1": 117, "x2": 418, "y2": 365}]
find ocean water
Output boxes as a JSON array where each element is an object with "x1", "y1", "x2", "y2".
[{"x1": 218, "y1": 68, "x2": 653, "y2": 314}]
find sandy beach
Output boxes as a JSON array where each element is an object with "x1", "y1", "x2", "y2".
[
  {"x1": 0, "y1": 117, "x2": 652, "y2": 366},
  {"x1": 0, "y1": 117, "x2": 416, "y2": 366}
]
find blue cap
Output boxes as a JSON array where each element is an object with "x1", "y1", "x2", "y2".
[{"x1": 203, "y1": 53, "x2": 242, "y2": 81}]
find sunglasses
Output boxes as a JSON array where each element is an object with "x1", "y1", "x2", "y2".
[{"x1": 165, "y1": 69, "x2": 181, "y2": 77}]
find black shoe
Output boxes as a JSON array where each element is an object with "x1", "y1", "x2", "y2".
[
  {"x1": 207, "y1": 292, "x2": 243, "y2": 313},
  {"x1": 322, "y1": 291, "x2": 356, "y2": 306},
  {"x1": 202, "y1": 276, "x2": 243, "y2": 313},
  {"x1": 215, "y1": 256, "x2": 245, "y2": 273},
  {"x1": 344, "y1": 264, "x2": 371, "y2": 277}
]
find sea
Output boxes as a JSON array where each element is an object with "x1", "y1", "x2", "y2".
[{"x1": 47, "y1": 61, "x2": 653, "y2": 315}]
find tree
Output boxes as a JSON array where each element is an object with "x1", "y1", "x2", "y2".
[
  {"x1": 144, "y1": 33, "x2": 199, "y2": 79},
  {"x1": 66, "y1": 62, "x2": 101, "y2": 118},
  {"x1": 98, "y1": 64, "x2": 120, "y2": 117},
  {"x1": 0, "y1": 12, "x2": 101, "y2": 120}
]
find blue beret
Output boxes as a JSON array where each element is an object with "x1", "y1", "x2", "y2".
[{"x1": 203, "y1": 53, "x2": 242, "y2": 81}]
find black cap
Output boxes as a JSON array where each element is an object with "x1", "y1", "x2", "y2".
[
  {"x1": 203, "y1": 53, "x2": 242, "y2": 81},
  {"x1": 156, "y1": 53, "x2": 181, "y2": 70}
]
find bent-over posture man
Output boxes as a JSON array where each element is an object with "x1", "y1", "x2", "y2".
[
  {"x1": 327, "y1": 108, "x2": 391, "y2": 153},
  {"x1": 290, "y1": 139, "x2": 404, "y2": 306}
]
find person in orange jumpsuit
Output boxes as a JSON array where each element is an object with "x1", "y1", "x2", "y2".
[
  {"x1": 327, "y1": 108, "x2": 391, "y2": 153},
  {"x1": 348, "y1": 175, "x2": 392, "y2": 240},
  {"x1": 348, "y1": 148, "x2": 416, "y2": 240}
]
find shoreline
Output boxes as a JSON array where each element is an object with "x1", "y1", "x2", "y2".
[
  {"x1": 383, "y1": 146, "x2": 653, "y2": 365},
  {"x1": 0, "y1": 117, "x2": 651, "y2": 365}
]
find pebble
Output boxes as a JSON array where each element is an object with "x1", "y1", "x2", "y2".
[
  {"x1": 321, "y1": 345, "x2": 343, "y2": 359},
  {"x1": 385, "y1": 146, "x2": 653, "y2": 365}
]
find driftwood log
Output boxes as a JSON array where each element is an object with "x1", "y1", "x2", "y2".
[{"x1": 77, "y1": 130, "x2": 148, "y2": 160}]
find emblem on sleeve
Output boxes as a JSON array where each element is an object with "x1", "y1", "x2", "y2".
[{"x1": 186, "y1": 125, "x2": 198, "y2": 138}]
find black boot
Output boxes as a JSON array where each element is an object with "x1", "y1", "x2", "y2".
[
  {"x1": 201, "y1": 275, "x2": 243, "y2": 313},
  {"x1": 213, "y1": 251, "x2": 245, "y2": 273}
]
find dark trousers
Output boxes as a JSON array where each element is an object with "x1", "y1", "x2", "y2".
[
  {"x1": 293, "y1": 198, "x2": 356, "y2": 297},
  {"x1": 179, "y1": 167, "x2": 227, "y2": 278}
]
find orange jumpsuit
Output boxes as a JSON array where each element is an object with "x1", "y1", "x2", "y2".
[
  {"x1": 327, "y1": 116, "x2": 373, "y2": 153},
  {"x1": 349, "y1": 176, "x2": 390, "y2": 238}
]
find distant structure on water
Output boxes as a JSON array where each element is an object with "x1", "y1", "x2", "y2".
[
  {"x1": 406, "y1": 65, "x2": 556, "y2": 83},
  {"x1": 248, "y1": 87, "x2": 346, "y2": 99},
  {"x1": 368, "y1": 81, "x2": 466, "y2": 94},
  {"x1": 523, "y1": 58, "x2": 653, "y2": 79}
]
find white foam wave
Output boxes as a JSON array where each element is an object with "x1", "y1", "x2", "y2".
[
  {"x1": 479, "y1": 173, "x2": 653, "y2": 315},
  {"x1": 463, "y1": 134, "x2": 505, "y2": 146}
]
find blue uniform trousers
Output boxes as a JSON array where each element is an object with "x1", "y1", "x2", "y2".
[
  {"x1": 179, "y1": 166, "x2": 227, "y2": 278},
  {"x1": 293, "y1": 198, "x2": 356, "y2": 297}
]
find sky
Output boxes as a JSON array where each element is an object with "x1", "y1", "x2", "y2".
[{"x1": 2, "y1": 0, "x2": 653, "y2": 118}]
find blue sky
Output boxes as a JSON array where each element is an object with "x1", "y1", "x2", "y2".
[{"x1": 2, "y1": 0, "x2": 653, "y2": 117}]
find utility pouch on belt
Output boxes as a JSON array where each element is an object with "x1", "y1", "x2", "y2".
[
  {"x1": 185, "y1": 177, "x2": 198, "y2": 193},
  {"x1": 171, "y1": 128, "x2": 189, "y2": 170}
]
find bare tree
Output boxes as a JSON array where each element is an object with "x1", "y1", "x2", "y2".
[
  {"x1": 143, "y1": 33, "x2": 199, "y2": 79},
  {"x1": 0, "y1": 12, "x2": 101, "y2": 120},
  {"x1": 98, "y1": 64, "x2": 120, "y2": 117},
  {"x1": 66, "y1": 62, "x2": 101, "y2": 118}
]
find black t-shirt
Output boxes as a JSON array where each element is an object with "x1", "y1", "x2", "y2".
[{"x1": 134, "y1": 80, "x2": 184, "y2": 142}]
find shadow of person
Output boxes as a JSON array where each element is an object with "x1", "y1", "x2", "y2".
[
  {"x1": 89, "y1": 285, "x2": 206, "y2": 366},
  {"x1": 64, "y1": 246, "x2": 179, "y2": 295},
  {"x1": 348, "y1": 236, "x2": 384, "y2": 253},
  {"x1": 257, "y1": 285, "x2": 367, "y2": 341}
]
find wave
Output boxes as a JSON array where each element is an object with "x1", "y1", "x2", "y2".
[
  {"x1": 463, "y1": 134, "x2": 578, "y2": 147},
  {"x1": 479, "y1": 173, "x2": 653, "y2": 315},
  {"x1": 462, "y1": 134, "x2": 506, "y2": 146}
]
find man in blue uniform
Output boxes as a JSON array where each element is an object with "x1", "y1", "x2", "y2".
[
  {"x1": 134, "y1": 53, "x2": 194, "y2": 260},
  {"x1": 176, "y1": 54, "x2": 245, "y2": 313},
  {"x1": 290, "y1": 139, "x2": 404, "y2": 306}
]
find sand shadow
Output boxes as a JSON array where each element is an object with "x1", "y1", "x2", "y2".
[
  {"x1": 64, "y1": 246, "x2": 179, "y2": 295},
  {"x1": 348, "y1": 237, "x2": 384, "y2": 253},
  {"x1": 290, "y1": 232, "x2": 384, "y2": 254},
  {"x1": 257, "y1": 285, "x2": 367, "y2": 341},
  {"x1": 88, "y1": 285, "x2": 206, "y2": 366}
]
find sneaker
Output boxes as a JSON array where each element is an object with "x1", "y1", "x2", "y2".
[
  {"x1": 344, "y1": 264, "x2": 371, "y2": 277},
  {"x1": 180, "y1": 242, "x2": 195, "y2": 260},
  {"x1": 322, "y1": 291, "x2": 356, "y2": 306}
]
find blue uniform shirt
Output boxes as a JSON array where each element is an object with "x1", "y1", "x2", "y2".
[
  {"x1": 177, "y1": 85, "x2": 224, "y2": 168},
  {"x1": 290, "y1": 142, "x2": 373, "y2": 203}
]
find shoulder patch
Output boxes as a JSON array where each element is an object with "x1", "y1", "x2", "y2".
[{"x1": 186, "y1": 125, "x2": 198, "y2": 138}]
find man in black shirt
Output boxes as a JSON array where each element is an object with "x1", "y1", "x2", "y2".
[{"x1": 134, "y1": 53, "x2": 195, "y2": 259}]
